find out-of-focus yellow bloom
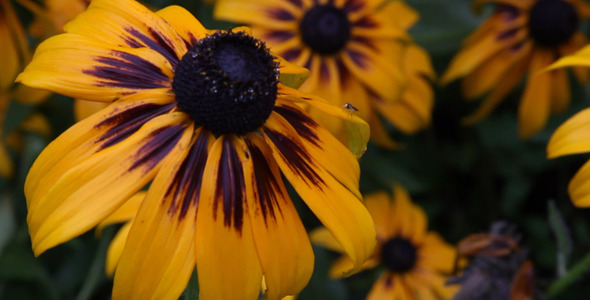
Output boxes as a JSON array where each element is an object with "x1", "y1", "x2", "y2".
[
  {"x1": 312, "y1": 185, "x2": 457, "y2": 300},
  {"x1": 442, "y1": 0, "x2": 590, "y2": 138}
]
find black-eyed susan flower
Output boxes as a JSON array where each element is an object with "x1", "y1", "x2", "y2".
[
  {"x1": 546, "y1": 46, "x2": 590, "y2": 207},
  {"x1": 442, "y1": 0, "x2": 590, "y2": 138},
  {"x1": 17, "y1": 0, "x2": 377, "y2": 299},
  {"x1": 312, "y1": 185, "x2": 457, "y2": 300},
  {"x1": 214, "y1": 0, "x2": 435, "y2": 149}
]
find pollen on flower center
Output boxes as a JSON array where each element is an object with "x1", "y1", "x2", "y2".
[
  {"x1": 299, "y1": 4, "x2": 351, "y2": 55},
  {"x1": 172, "y1": 31, "x2": 279, "y2": 135},
  {"x1": 528, "y1": 0, "x2": 579, "y2": 47},
  {"x1": 381, "y1": 236, "x2": 417, "y2": 273}
]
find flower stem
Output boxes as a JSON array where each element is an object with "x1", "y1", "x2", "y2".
[{"x1": 546, "y1": 252, "x2": 590, "y2": 298}]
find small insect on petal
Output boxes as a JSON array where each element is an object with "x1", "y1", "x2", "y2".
[{"x1": 342, "y1": 102, "x2": 359, "y2": 113}]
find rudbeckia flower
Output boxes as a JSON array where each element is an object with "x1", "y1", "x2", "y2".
[
  {"x1": 312, "y1": 185, "x2": 457, "y2": 300},
  {"x1": 214, "y1": 0, "x2": 435, "y2": 149},
  {"x1": 441, "y1": 0, "x2": 590, "y2": 138},
  {"x1": 547, "y1": 46, "x2": 590, "y2": 207},
  {"x1": 17, "y1": 0, "x2": 377, "y2": 299}
]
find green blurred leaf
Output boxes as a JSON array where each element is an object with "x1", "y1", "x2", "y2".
[
  {"x1": 182, "y1": 270, "x2": 199, "y2": 300},
  {"x1": 0, "y1": 194, "x2": 16, "y2": 256},
  {"x1": 548, "y1": 200, "x2": 573, "y2": 277},
  {"x1": 75, "y1": 227, "x2": 114, "y2": 300}
]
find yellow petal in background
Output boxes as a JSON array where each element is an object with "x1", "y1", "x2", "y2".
[{"x1": 548, "y1": 108, "x2": 590, "y2": 158}]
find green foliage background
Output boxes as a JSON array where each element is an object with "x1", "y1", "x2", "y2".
[{"x1": 2, "y1": 0, "x2": 590, "y2": 299}]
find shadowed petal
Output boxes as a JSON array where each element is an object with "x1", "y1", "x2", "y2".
[
  {"x1": 518, "y1": 49, "x2": 553, "y2": 138},
  {"x1": 568, "y1": 159, "x2": 590, "y2": 207},
  {"x1": 106, "y1": 222, "x2": 132, "y2": 276},
  {"x1": 96, "y1": 191, "x2": 146, "y2": 234},
  {"x1": 196, "y1": 136, "x2": 263, "y2": 300},
  {"x1": 244, "y1": 134, "x2": 314, "y2": 299},
  {"x1": 28, "y1": 110, "x2": 191, "y2": 255},
  {"x1": 113, "y1": 125, "x2": 199, "y2": 300},
  {"x1": 262, "y1": 113, "x2": 376, "y2": 274}
]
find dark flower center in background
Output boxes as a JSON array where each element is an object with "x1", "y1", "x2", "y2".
[
  {"x1": 528, "y1": 0, "x2": 578, "y2": 47},
  {"x1": 299, "y1": 4, "x2": 351, "y2": 55},
  {"x1": 381, "y1": 237, "x2": 418, "y2": 273},
  {"x1": 173, "y1": 31, "x2": 279, "y2": 135}
]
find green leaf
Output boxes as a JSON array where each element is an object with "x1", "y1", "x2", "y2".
[
  {"x1": 75, "y1": 227, "x2": 115, "y2": 300},
  {"x1": 548, "y1": 200, "x2": 573, "y2": 277},
  {"x1": 0, "y1": 193, "x2": 16, "y2": 255},
  {"x1": 182, "y1": 269, "x2": 199, "y2": 300}
]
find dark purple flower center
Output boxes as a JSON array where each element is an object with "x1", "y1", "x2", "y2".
[
  {"x1": 528, "y1": 0, "x2": 579, "y2": 47},
  {"x1": 172, "y1": 31, "x2": 279, "y2": 135},
  {"x1": 299, "y1": 4, "x2": 351, "y2": 55},
  {"x1": 381, "y1": 236, "x2": 418, "y2": 273}
]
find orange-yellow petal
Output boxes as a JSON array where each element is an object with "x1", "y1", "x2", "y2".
[{"x1": 244, "y1": 133, "x2": 314, "y2": 299}]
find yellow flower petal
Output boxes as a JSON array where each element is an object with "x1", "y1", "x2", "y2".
[
  {"x1": 113, "y1": 127, "x2": 199, "y2": 300},
  {"x1": 25, "y1": 93, "x2": 174, "y2": 209},
  {"x1": 262, "y1": 112, "x2": 376, "y2": 275},
  {"x1": 244, "y1": 134, "x2": 314, "y2": 299},
  {"x1": 341, "y1": 39, "x2": 405, "y2": 103},
  {"x1": 310, "y1": 227, "x2": 344, "y2": 253},
  {"x1": 105, "y1": 222, "x2": 132, "y2": 277},
  {"x1": 214, "y1": 0, "x2": 301, "y2": 30},
  {"x1": 28, "y1": 105, "x2": 191, "y2": 255},
  {"x1": 64, "y1": 0, "x2": 189, "y2": 61},
  {"x1": 155, "y1": 5, "x2": 208, "y2": 46},
  {"x1": 518, "y1": 49, "x2": 554, "y2": 138},
  {"x1": 279, "y1": 85, "x2": 370, "y2": 158},
  {"x1": 74, "y1": 99, "x2": 110, "y2": 121},
  {"x1": 569, "y1": 159, "x2": 590, "y2": 207},
  {"x1": 96, "y1": 191, "x2": 146, "y2": 234},
  {"x1": 548, "y1": 108, "x2": 590, "y2": 158},
  {"x1": 17, "y1": 34, "x2": 174, "y2": 102},
  {"x1": 196, "y1": 135, "x2": 263, "y2": 300}
]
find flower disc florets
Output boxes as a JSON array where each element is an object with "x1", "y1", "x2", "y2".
[
  {"x1": 528, "y1": 0, "x2": 578, "y2": 47},
  {"x1": 173, "y1": 31, "x2": 279, "y2": 135},
  {"x1": 299, "y1": 5, "x2": 351, "y2": 55},
  {"x1": 381, "y1": 236, "x2": 417, "y2": 273}
]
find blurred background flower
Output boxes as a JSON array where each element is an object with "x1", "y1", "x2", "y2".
[
  {"x1": 312, "y1": 185, "x2": 457, "y2": 300},
  {"x1": 442, "y1": 0, "x2": 590, "y2": 138}
]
